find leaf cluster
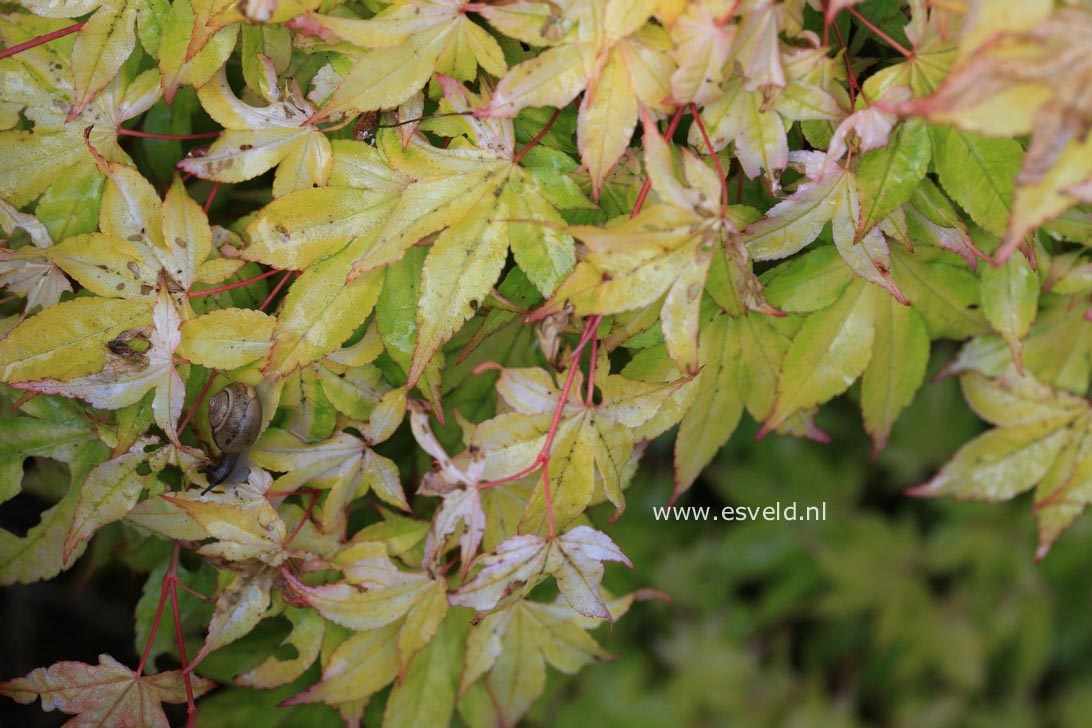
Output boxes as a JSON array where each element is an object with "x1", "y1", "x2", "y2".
[{"x1": 1, "y1": 0, "x2": 1092, "y2": 725}]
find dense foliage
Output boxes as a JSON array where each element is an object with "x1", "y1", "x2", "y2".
[{"x1": 1, "y1": 0, "x2": 1090, "y2": 725}]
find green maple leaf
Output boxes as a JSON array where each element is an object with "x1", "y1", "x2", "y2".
[
  {"x1": 909, "y1": 370, "x2": 1092, "y2": 560},
  {"x1": 744, "y1": 150, "x2": 909, "y2": 303},
  {"x1": 150, "y1": 0, "x2": 238, "y2": 103},
  {"x1": 754, "y1": 245, "x2": 936, "y2": 451},
  {"x1": 250, "y1": 404, "x2": 409, "y2": 537},
  {"x1": 0, "y1": 393, "x2": 109, "y2": 584},
  {"x1": 951, "y1": 294, "x2": 1092, "y2": 397},
  {"x1": 623, "y1": 302, "x2": 798, "y2": 498},
  {"x1": 862, "y1": 14, "x2": 1025, "y2": 246},
  {"x1": 354, "y1": 79, "x2": 574, "y2": 386},
  {"x1": 907, "y1": 6, "x2": 1092, "y2": 260},
  {"x1": 458, "y1": 593, "x2": 631, "y2": 727},
  {"x1": 541, "y1": 114, "x2": 770, "y2": 373}
]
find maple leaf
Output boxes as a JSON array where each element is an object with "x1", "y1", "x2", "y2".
[
  {"x1": 49, "y1": 148, "x2": 241, "y2": 296},
  {"x1": 753, "y1": 248, "x2": 932, "y2": 450},
  {"x1": 236, "y1": 603, "x2": 325, "y2": 689},
  {"x1": 622, "y1": 303, "x2": 797, "y2": 497},
  {"x1": 285, "y1": 544, "x2": 448, "y2": 668},
  {"x1": 409, "y1": 400, "x2": 488, "y2": 576},
  {"x1": 62, "y1": 440, "x2": 156, "y2": 568},
  {"x1": 17, "y1": 0, "x2": 154, "y2": 116},
  {"x1": 539, "y1": 113, "x2": 770, "y2": 373},
  {"x1": 949, "y1": 295, "x2": 1092, "y2": 398},
  {"x1": 177, "y1": 308, "x2": 275, "y2": 371},
  {"x1": 0, "y1": 28, "x2": 161, "y2": 208},
  {"x1": 745, "y1": 150, "x2": 909, "y2": 303},
  {"x1": 907, "y1": 5, "x2": 1092, "y2": 260},
  {"x1": 471, "y1": 366, "x2": 692, "y2": 531},
  {"x1": 178, "y1": 60, "x2": 331, "y2": 196},
  {"x1": 251, "y1": 423, "x2": 409, "y2": 537},
  {"x1": 382, "y1": 609, "x2": 466, "y2": 728},
  {"x1": 10, "y1": 285, "x2": 186, "y2": 446},
  {"x1": 668, "y1": 0, "x2": 735, "y2": 106},
  {"x1": 191, "y1": 564, "x2": 276, "y2": 666},
  {"x1": 294, "y1": 330, "x2": 396, "y2": 429},
  {"x1": 688, "y1": 31, "x2": 845, "y2": 191},
  {"x1": 134, "y1": 468, "x2": 291, "y2": 564},
  {"x1": 281, "y1": 620, "x2": 402, "y2": 710},
  {"x1": 860, "y1": 6, "x2": 1025, "y2": 248},
  {"x1": 484, "y1": 0, "x2": 676, "y2": 197},
  {"x1": 150, "y1": 0, "x2": 239, "y2": 103},
  {"x1": 458, "y1": 594, "x2": 629, "y2": 726},
  {"x1": 0, "y1": 199, "x2": 71, "y2": 312},
  {"x1": 0, "y1": 653, "x2": 215, "y2": 727},
  {"x1": 335, "y1": 79, "x2": 574, "y2": 385},
  {"x1": 451, "y1": 525, "x2": 631, "y2": 620},
  {"x1": 294, "y1": 0, "x2": 507, "y2": 119},
  {"x1": 0, "y1": 394, "x2": 109, "y2": 585},
  {"x1": 908, "y1": 370, "x2": 1092, "y2": 560}
]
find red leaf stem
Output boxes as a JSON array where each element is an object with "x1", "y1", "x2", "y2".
[{"x1": 0, "y1": 21, "x2": 84, "y2": 61}]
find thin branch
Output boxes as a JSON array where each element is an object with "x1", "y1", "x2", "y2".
[
  {"x1": 585, "y1": 316, "x2": 600, "y2": 405},
  {"x1": 202, "y1": 181, "x2": 221, "y2": 214},
  {"x1": 179, "y1": 370, "x2": 217, "y2": 435},
  {"x1": 188, "y1": 268, "x2": 282, "y2": 298},
  {"x1": 0, "y1": 21, "x2": 84, "y2": 61},
  {"x1": 689, "y1": 103, "x2": 729, "y2": 209},
  {"x1": 117, "y1": 128, "x2": 223, "y2": 141},
  {"x1": 168, "y1": 556, "x2": 197, "y2": 727},
  {"x1": 845, "y1": 6, "x2": 913, "y2": 58},
  {"x1": 135, "y1": 560, "x2": 172, "y2": 677},
  {"x1": 513, "y1": 107, "x2": 562, "y2": 164},
  {"x1": 833, "y1": 18, "x2": 869, "y2": 105},
  {"x1": 632, "y1": 107, "x2": 686, "y2": 219},
  {"x1": 259, "y1": 270, "x2": 293, "y2": 312},
  {"x1": 284, "y1": 490, "x2": 318, "y2": 549}
]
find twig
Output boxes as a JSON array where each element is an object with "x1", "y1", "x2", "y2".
[
  {"x1": 689, "y1": 103, "x2": 729, "y2": 209},
  {"x1": 0, "y1": 21, "x2": 84, "y2": 61},
  {"x1": 188, "y1": 268, "x2": 282, "y2": 298},
  {"x1": 203, "y1": 181, "x2": 221, "y2": 214},
  {"x1": 632, "y1": 107, "x2": 686, "y2": 219},
  {"x1": 259, "y1": 270, "x2": 293, "y2": 312},
  {"x1": 513, "y1": 107, "x2": 562, "y2": 164},
  {"x1": 118, "y1": 129, "x2": 223, "y2": 141},
  {"x1": 845, "y1": 6, "x2": 913, "y2": 58}
]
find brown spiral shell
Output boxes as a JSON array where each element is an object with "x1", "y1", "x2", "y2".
[{"x1": 208, "y1": 382, "x2": 262, "y2": 454}]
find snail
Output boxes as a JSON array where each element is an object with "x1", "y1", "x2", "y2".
[{"x1": 200, "y1": 382, "x2": 262, "y2": 494}]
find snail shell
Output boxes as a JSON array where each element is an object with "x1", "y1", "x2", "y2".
[
  {"x1": 202, "y1": 382, "x2": 262, "y2": 493},
  {"x1": 209, "y1": 382, "x2": 262, "y2": 454}
]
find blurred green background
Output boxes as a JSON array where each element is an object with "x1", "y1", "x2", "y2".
[{"x1": 528, "y1": 351, "x2": 1092, "y2": 728}]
